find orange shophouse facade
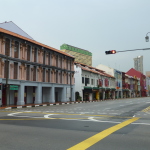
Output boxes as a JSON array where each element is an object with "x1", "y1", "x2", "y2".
[{"x1": 0, "y1": 23, "x2": 75, "y2": 106}]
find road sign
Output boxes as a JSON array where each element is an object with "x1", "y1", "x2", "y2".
[{"x1": 10, "y1": 85, "x2": 18, "y2": 90}]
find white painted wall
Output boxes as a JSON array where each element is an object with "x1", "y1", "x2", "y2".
[
  {"x1": 74, "y1": 65, "x2": 83, "y2": 99},
  {"x1": 96, "y1": 64, "x2": 114, "y2": 76}
]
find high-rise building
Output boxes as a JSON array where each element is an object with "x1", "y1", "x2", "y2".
[
  {"x1": 133, "y1": 56, "x2": 143, "y2": 73},
  {"x1": 60, "y1": 44, "x2": 92, "y2": 66}
]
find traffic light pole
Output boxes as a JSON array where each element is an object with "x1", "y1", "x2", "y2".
[
  {"x1": 105, "y1": 48, "x2": 150, "y2": 54},
  {"x1": 117, "y1": 48, "x2": 150, "y2": 53}
]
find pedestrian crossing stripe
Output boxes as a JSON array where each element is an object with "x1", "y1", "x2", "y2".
[{"x1": 141, "y1": 106, "x2": 150, "y2": 112}]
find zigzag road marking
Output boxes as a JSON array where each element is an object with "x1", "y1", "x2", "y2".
[{"x1": 141, "y1": 106, "x2": 150, "y2": 112}]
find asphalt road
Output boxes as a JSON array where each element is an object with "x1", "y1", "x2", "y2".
[{"x1": 0, "y1": 97, "x2": 150, "y2": 150}]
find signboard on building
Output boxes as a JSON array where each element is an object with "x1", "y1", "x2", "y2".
[{"x1": 10, "y1": 85, "x2": 18, "y2": 90}]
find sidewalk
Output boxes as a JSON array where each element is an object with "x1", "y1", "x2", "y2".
[{"x1": 0, "y1": 97, "x2": 142, "y2": 110}]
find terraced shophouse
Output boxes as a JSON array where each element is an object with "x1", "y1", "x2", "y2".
[{"x1": 0, "y1": 21, "x2": 75, "y2": 106}]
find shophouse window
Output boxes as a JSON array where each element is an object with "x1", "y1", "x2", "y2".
[
  {"x1": 60, "y1": 57, "x2": 62, "y2": 68},
  {"x1": 69, "y1": 60, "x2": 71, "y2": 70},
  {"x1": 27, "y1": 45, "x2": 30, "y2": 61},
  {"x1": 66, "y1": 73, "x2": 69, "y2": 84},
  {"x1": 48, "y1": 69, "x2": 50, "y2": 82},
  {"x1": 14, "y1": 41, "x2": 19, "y2": 58},
  {"x1": 5, "y1": 38, "x2": 10, "y2": 56},
  {"x1": 43, "y1": 51, "x2": 46, "y2": 65},
  {"x1": 85, "y1": 78, "x2": 89, "y2": 86},
  {"x1": 14, "y1": 62, "x2": 18, "y2": 79},
  {"x1": 4, "y1": 61, "x2": 9, "y2": 78},
  {"x1": 43, "y1": 68, "x2": 45, "y2": 82},
  {"x1": 82, "y1": 77, "x2": 84, "y2": 83},
  {"x1": 91, "y1": 79, "x2": 94, "y2": 85},
  {"x1": 56, "y1": 71, "x2": 58, "y2": 83},
  {"x1": 66, "y1": 59, "x2": 68, "y2": 70},
  {"x1": 34, "y1": 48, "x2": 37, "y2": 62},
  {"x1": 56, "y1": 56, "x2": 58, "y2": 67},
  {"x1": 48, "y1": 53, "x2": 50, "y2": 65},
  {"x1": 26, "y1": 65, "x2": 30, "y2": 80},
  {"x1": 33, "y1": 66, "x2": 36, "y2": 81},
  {"x1": 60, "y1": 72, "x2": 62, "y2": 83}
]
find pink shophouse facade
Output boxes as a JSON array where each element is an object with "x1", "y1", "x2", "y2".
[{"x1": 0, "y1": 21, "x2": 75, "y2": 106}]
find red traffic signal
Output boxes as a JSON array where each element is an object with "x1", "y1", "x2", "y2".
[{"x1": 105, "y1": 50, "x2": 116, "y2": 54}]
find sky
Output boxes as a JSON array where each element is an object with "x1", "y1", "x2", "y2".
[{"x1": 1, "y1": 0, "x2": 150, "y2": 74}]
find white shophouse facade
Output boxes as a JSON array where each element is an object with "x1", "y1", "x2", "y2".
[{"x1": 74, "y1": 63, "x2": 116, "y2": 101}]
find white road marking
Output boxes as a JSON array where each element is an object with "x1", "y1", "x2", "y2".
[
  {"x1": 44, "y1": 114, "x2": 57, "y2": 119},
  {"x1": 5, "y1": 107, "x2": 11, "y2": 109},
  {"x1": 132, "y1": 122, "x2": 150, "y2": 126},
  {"x1": 7, "y1": 112, "x2": 23, "y2": 116}
]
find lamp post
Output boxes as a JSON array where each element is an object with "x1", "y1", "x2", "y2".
[{"x1": 145, "y1": 32, "x2": 150, "y2": 42}]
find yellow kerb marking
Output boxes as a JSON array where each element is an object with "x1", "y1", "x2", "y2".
[{"x1": 67, "y1": 117, "x2": 139, "y2": 150}]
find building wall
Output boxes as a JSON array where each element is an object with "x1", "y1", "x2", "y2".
[
  {"x1": 74, "y1": 63, "x2": 116, "y2": 101},
  {"x1": 96, "y1": 64, "x2": 114, "y2": 76},
  {"x1": 74, "y1": 65, "x2": 83, "y2": 99},
  {"x1": 0, "y1": 32, "x2": 75, "y2": 105},
  {"x1": 126, "y1": 68, "x2": 146, "y2": 97}
]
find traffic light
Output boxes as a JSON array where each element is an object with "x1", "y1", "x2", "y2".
[{"x1": 105, "y1": 50, "x2": 116, "y2": 54}]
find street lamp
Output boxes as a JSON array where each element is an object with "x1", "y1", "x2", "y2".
[{"x1": 145, "y1": 32, "x2": 150, "y2": 42}]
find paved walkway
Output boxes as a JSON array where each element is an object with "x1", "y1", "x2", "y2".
[{"x1": 1, "y1": 97, "x2": 143, "y2": 110}]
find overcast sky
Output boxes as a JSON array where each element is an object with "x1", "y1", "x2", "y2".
[{"x1": 1, "y1": 0, "x2": 150, "y2": 74}]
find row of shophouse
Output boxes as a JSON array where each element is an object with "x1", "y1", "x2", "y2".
[
  {"x1": 0, "y1": 21, "x2": 75, "y2": 106},
  {"x1": 74, "y1": 62, "x2": 147, "y2": 101},
  {"x1": 0, "y1": 21, "x2": 148, "y2": 106}
]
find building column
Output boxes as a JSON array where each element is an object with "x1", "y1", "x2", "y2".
[
  {"x1": 71, "y1": 86, "x2": 75, "y2": 101},
  {"x1": 113, "y1": 91, "x2": 115, "y2": 99},
  {"x1": 61, "y1": 87, "x2": 66, "y2": 102},
  {"x1": 35, "y1": 84, "x2": 42, "y2": 104},
  {"x1": 17, "y1": 84, "x2": 25, "y2": 105},
  {"x1": 103, "y1": 91, "x2": 105, "y2": 100},
  {"x1": 50, "y1": 86, "x2": 55, "y2": 103},
  {"x1": 96, "y1": 91, "x2": 99, "y2": 100},
  {"x1": 116, "y1": 90, "x2": 119, "y2": 99},
  {"x1": 121, "y1": 91, "x2": 123, "y2": 98},
  {"x1": 27, "y1": 86, "x2": 33, "y2": 104}
]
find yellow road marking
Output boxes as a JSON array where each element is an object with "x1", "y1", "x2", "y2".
[
  {"x1": 3, "y1": 111, "x2": 133, "y2": 119},
  {"x1": 141, "y1": 106, "x2": 150, "y2": 112},
  {"x1": 67, "y1": 117, "x2": 139, "y2": 150},
  {"x1": 0, "y1": 118, "x2": 47, "y2": 120}
]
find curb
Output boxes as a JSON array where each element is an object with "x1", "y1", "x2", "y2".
[
  {"x1": 2, "y1": 100, "x2": 102, "y2": 110},
  {"x1": 1, "y1": 97, "x2": 146, "y2": 110}
]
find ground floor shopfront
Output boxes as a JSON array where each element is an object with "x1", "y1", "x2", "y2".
[
  {"x1": 122, "y1": 89, "x2": 141, "y2": 98},
  {"x1": 82, "y1": 87, "x2": 116, "y2": 101},
  {"x1": 0, "y1": 78, "x2": 75, "y2": 106}
]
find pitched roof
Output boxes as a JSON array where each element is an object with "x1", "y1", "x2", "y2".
[
  {"x1": 126, "y1": 68, "x2": 146, "y2": 78},
  {"x1": 75, "y1": 62, "x2": 115, "y2": 78},
  {"x1": 0, "y1": 23, "x2": 74, "y2": 58},
  {"x1": 0, "y1": 21, "x2": 34, "y2": 40}
]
